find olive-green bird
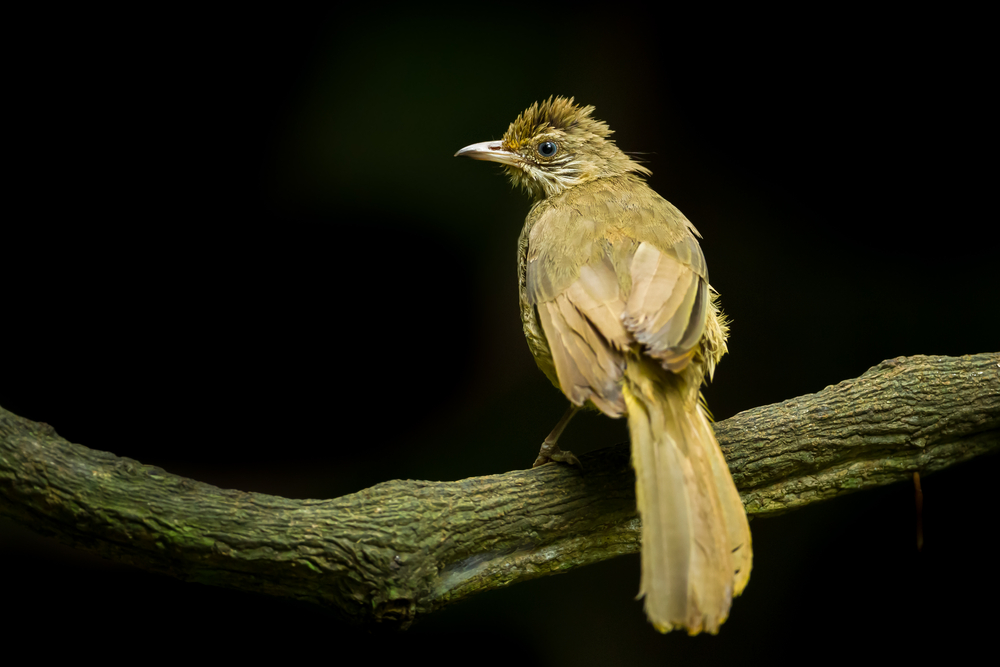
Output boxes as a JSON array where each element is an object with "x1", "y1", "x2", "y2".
[{"x1": 456, "y1": 96, "x2": 751, "y2": 634}]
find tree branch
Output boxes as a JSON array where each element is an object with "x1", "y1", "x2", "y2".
[{"x1": 2, "y1": 353, "x2": 997, "y2": 628}]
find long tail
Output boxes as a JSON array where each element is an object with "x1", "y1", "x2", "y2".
[{"x1": 623, "y1": 358, "x2": 752, "y2": 635}]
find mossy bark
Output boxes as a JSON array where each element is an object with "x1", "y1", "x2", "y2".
[{"x1": 2, "y1": 353, "x2": 997, "y2": 628}]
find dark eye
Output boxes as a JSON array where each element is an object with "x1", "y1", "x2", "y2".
[{"x1": 537, "y1": 141, "x2": 558, "y2": 158}]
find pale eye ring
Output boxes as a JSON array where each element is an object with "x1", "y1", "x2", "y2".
[{"x1": 537, "y1": 141, "x2": 558, "y2": 158}]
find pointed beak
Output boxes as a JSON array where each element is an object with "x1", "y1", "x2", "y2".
[{"x1": 454, "y1": 140, "x2": 520, "y2": 166}]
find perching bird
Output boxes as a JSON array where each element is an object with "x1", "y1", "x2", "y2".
[{"x1": 456, "y1": 96, "x2": 751, "y2": 634}]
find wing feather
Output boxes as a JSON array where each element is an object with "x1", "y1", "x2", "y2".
[
  {"x1": 624, "y1": 242, "x2": 708, "y2": 372},
  {"x1": 536, "y1": 291, "x2": 626, "y2": 417}
]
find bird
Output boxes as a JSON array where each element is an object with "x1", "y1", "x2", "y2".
[{"x1": 455, "y1": 96, "x2": 751, "y2": 634}]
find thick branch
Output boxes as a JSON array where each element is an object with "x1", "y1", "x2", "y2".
[{"x1": 1, "y1": 353, "x2": 997, "y2": 627}]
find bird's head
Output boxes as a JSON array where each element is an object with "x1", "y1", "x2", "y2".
[{"x1": 456, "y1": 96, "x2": 651, "y2": 200}]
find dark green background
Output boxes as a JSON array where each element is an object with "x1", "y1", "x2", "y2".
[{"x1": 4, "y1": 6, "x2": 995, "y2": 663}]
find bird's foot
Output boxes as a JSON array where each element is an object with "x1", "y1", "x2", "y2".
[{"x1": 532, "y1": 440, "x2": 582, "y2": 468}]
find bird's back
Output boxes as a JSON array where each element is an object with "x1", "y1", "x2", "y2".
[{"x1": 517, "y1": 173, "x2": 722, "y2": 414}]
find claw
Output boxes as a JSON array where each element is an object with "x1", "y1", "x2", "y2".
[
  {"x1": 531, "y1": 405, "x2": 582, "y2": 468},
  {"x1": 532, "y1": 441, "x2": 582, "y2": 468}
]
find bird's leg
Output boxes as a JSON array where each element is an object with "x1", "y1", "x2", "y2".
[{"x1": 532, "y1": 405, "x2": 582, "y2": 468}]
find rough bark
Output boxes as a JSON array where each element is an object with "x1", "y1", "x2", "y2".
[{"x1": 1, "y1": 353, "x2": 997, "y2": 628}]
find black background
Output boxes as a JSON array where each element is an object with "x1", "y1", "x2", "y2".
[{"x1": 4, "y1": 6, "x2": 996, "y2": 663}]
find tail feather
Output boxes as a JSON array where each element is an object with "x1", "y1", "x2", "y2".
[{"x1": 624, "y1": 359, "x2": 752, "y2": 634}]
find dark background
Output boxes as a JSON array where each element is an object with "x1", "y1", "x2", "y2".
[{"x1": 3, "y1": 6, "x2": 996, "y2": 663}]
